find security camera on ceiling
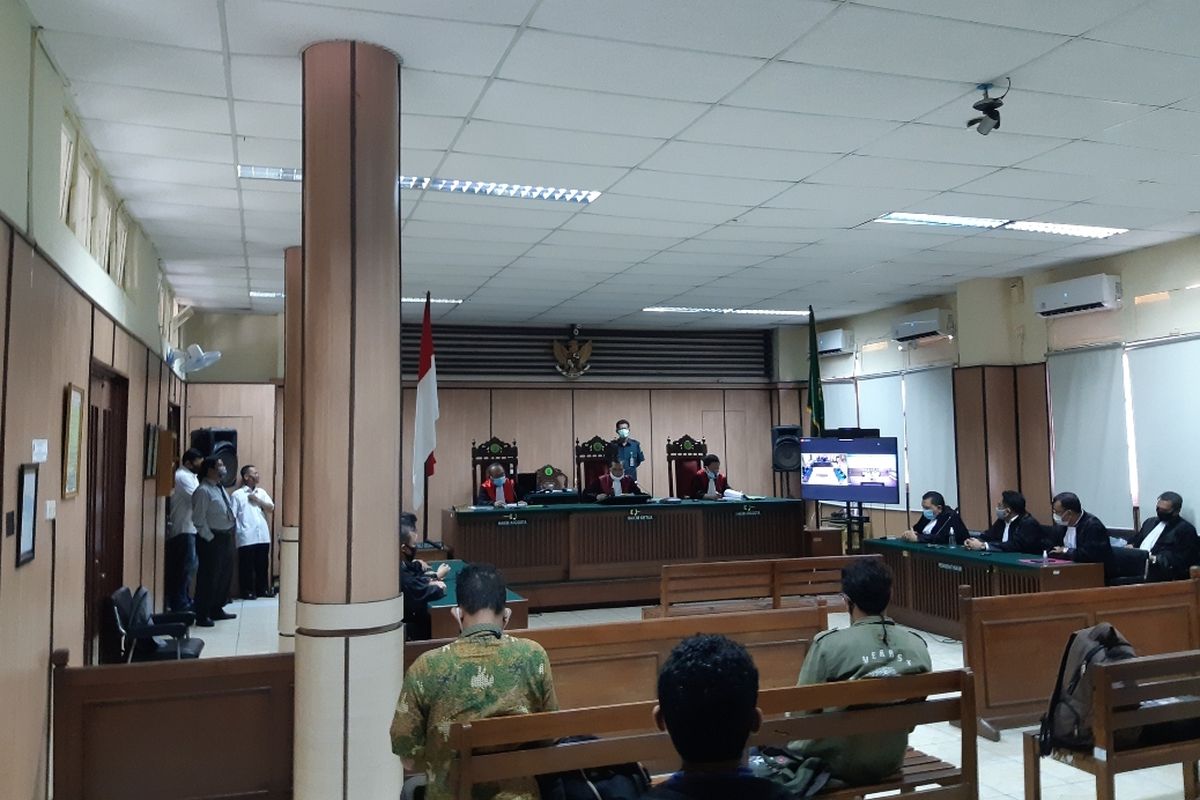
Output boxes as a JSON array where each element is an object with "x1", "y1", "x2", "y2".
[{"x1": 967, "y1": 78, "x2": 1010, "y2": 136}]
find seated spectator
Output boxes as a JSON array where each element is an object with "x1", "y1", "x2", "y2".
[
  {"x1": 391, "y1": 563, "x2": 557, "y2": 800},
  {"x1": 900, "y1": 490, "x2": 967, "y2": 545},
  {"x1": 399, "y1": 512, "x2": 448, "y2": 641},
  {"x1": 645, "y1": 634, "x2": 791, "y2": 799},
  {"x1": 789, "y1": 559, "x2": 931, "y2": 786}
]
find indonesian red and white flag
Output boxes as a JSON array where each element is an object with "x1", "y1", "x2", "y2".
[{"x1": 412, "y1": 293, "x2": 439, "y2": 510}]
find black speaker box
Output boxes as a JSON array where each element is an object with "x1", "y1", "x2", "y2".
[
  {"x1": 190, "y1": 428, "x2": 239, "y2": 487},
  {"x1": 771, "y1": 425, "x2": 803, "y2": 472}
]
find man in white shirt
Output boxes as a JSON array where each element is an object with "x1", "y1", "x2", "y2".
[
  {"x1": 166, "y1": 448, "x2": 204, "y2": 611},
  {"x1": 231, "y1": 464, "x2": 275, "y2": 599}
]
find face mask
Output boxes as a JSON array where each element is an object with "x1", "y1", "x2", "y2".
[
  {"x1": 1158, "y1": 509, "x2": 1175, "y2": 522},
  {"x1": 402, "y1": 547, "x2": 415, "y2": 562},
  {"x1": 611, "y1": 472, "x2": 623, "y2": 481},
  {"x1": 617, "y1": 428, "x2": 630, "y2": 438},
  {"x1": 1053, "y1": 512, "x2": 1065, "y2": 526},
  {"x1": 707, "y1": 469, "x2": 717, "y2": 479},
  {"x1": 492, "y1": 475, "x2": 506, "y2": 486},
  {"x1": 922, "y1": 508, "x2": 937, "y2": 521},
  {"x1": 995, "y1": 507, "x2": 1008, "y2": 520}
]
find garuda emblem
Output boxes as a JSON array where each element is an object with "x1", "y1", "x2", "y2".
[{"x1": 553, "y1": 333, "x2": 592, "y2": 379}]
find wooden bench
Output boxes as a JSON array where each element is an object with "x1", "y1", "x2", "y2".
[
  {"x1": 643, "y1": 554, "x2": 877, "y2": 619},
  {"x1": 406, "y1": 604, "x2": 828, "y2": 708},
  {"x1": 449, "y1": 669, "x2": 977, "y2": 800},
  {"x1": 959, "y1": 575, "x2": 1200, "y2": 740},
  {"x1": 1024, "y1": 650, "x2": 1200, "y2": 800}
]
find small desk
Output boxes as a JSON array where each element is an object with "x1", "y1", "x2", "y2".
[
  {"x1": 863, "y1": 538, "x2": 1104, "y2": 639},
  {"x1": 426, "y1": 560, "x2": 530, "y2": 639}
]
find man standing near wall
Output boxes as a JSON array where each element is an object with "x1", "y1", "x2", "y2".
[
  {"x1": 166, "y1": 448, "x2": 204, "y2": 612},
  {"x1": 192, "y1": 457, "x2": 239, "y2": 627},
  {"x1": 232, "y1": 464, "x2": 275, "y2": 600}
]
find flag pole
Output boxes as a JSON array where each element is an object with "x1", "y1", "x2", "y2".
[{"x1": 422, "y1": 471, "x2": 430, "y2": 545}]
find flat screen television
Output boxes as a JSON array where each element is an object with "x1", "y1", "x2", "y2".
[{"x1": 799, "y1": 436, "x2": 900, "y2": 504}]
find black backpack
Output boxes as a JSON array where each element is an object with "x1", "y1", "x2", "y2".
[
  {"x1": 1039, "y1": 623, "x2": 1139, "y2": 754},
  {"x1": 536, "y1": 737, "x2": 651, "y2": 800}
]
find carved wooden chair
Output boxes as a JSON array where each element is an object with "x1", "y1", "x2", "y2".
[
  {"x1": 665, "y1": 434, "x2": 707, "y2": 498},
  {"x1": 470, "y1": 436, "x2": 518, "y2": 496},
  {"x1": 575, "y1": 435, "x2": 610, "y2": 492}
]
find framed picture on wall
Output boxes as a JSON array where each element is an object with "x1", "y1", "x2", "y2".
[
  {"x1": 62, "y1": 383, "x2": 85, "y2": 498},
  {"x1": 16, "y1": 463, "x2": 38, "y2": 567},
  {"x1": 144, "y1": 423, "x2": 160, "y2": 479}
]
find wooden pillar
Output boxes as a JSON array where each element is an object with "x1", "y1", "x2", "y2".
[
  {"x1": 278, "y1": 245, "x2": 302, "y2": 649},
  {"x1": 293, "y1": 41, "x2": 402, "y2": 800}
]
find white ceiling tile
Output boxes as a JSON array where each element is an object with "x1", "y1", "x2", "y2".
[
  {"x1": 505, "y1": 256, "x2": 628, "y2": 275},
  {"x1": 145, "y1": 219, "x2": 243, "y2": 240},
  {"x1": 1013, "y1": 39, "x2": 1200, "y2": 105},
  {"x1": 789, "y1": 5, "x2": 1065, "y2": 82},
  {"x1": 230, "y1": 55, "x2": 302, "y2": 104},
  {"x1": 735, "y1": 206, "x2": 880, "y2": 228},
  {"x1": 156, "y1": 236, "x2": 247, "y2": 257},
  {"x1": 279, "y1": 0, "x2": 536, "y2": 25},
  {"x1": 242, "y1": 209, "x2": 300, "y2": 232},
  {"x1": 640, "y1": 141, "x2": 839, "y2": 182},
  {"x1": 237, "y1": 136, "x2": 302, "y2": 167},
  {"x1": 401, "y1": 115, "x2": 463, "y2": 151},
  {"x1": 1092, "y1": 108, "x2": 1200, "y2": 155},
  {"x1": 766, "y1": 183, "x2": 938, "y2": 214},
  {"x1": 410, "y1": 195, "x2": 577, "y2": 229},
  {"x1": 234, "y1": 101, "x2": 301, "y2": 140},
  {"x1": 645, "y1": 251, "x2": 772, "y2": 269},
  {"x1": 854, "y1": 0, "x2": 1143, "y2": 35},
  {"x1": 437, "y1": 152, "x2": 629, "y2": 191},
  {"x1": 400, "y1": 70, "x2": 488, "y2": 118},
  {"x1": 671, "y1": 239, "x2": 797, "y2": 257},
  {"x1": 530, "y1": 0, "x2": 832, "y2": 57},
  {"x1": 130, "y1": 202, "x2": 242, "y2": 228},
  {"x1": 399, "y1": 149, "x2": 445, "y2": 176},
  {"x1": 859, "y1": 124, "x2": 1069, "y2": 167},
  {"x1": 239, "y1": 177, "x2": 300, "y2": 195},
  {"x1": 405, "y1": 220, "x2": 550, "y2": 244},
  {"x1": 523, "y1": 243, "x2": 658, "y2": 263},
  {"x1": 582, "y1": 194, "x2": 744, "y2": 225},
  {"x1": 42, "y1": 31, "x2": 227, "y2": 95},
  {"x1": 682, "y1": 106, "x2": 900, "y2": 152},
  {"x1": 73, "y1": 82, "x2": 231, "y2": 133},
  {"x1": 955, "y1": 168, "x2": 1128, "y2": 202},
  {"x1": 1037, "y1": 202, "x2": 1187, "y2": 229},
  {"x1": 902, "y1": 191, "x2": 1072, "y2": 220},
  {"x1": 1087, "y1": 0, "x2": 1200, "y2": 57},
  {"x1": 932, "y1": 235, "x2": 1072, "y2": 256},
  {"x1": 225, "y1": 2, "x2": 516, "y2": 75},
  {"x1": 538, "y1": 230, "x2": 682, "y2": 251},
  {"x1": 606, "y1": 170, "x2": 790, "y2": 206},
  {"x1": 165, "y1": 265, "x2": 246, "y2": 279},
  {"x1": 918, "y1": 89, "x2": 1155, "y2": 139},
  {"x1": 245, "y1": 228, "x2": 297, "y2": 247},
  {"x1": 241, "y1": 189, "x2": 301, "y2": 213},
  {"x1": 1019, "y1": 141, "x2": 1200, "y2": 184},
  {"x1": 403, "y1": 238, "x2": 529, "y2": 257},
  {"x1": 474, "y1": 80, "x2": 707, "y2": 139},
  {"x1": 727, "y1": 62, "x2": 972, "y2": 121},
  {"x1": 499, "y1": 30, "x2": 763, "y2": 103},
  {"x1": 98, "y1": 151, "x2": 236, "y2": 188},
  {"x1": 695, "y1": 225, "x2": 822, "y2": 244},
  {"x1": 805, "y1": 155, "x2": 994, "y2": 190},
  {"x1": 453, "y1": 120, "x2": 662, "y2": 167},
  {"x1": 26, "y1": 0, "x2": 223, "y2": 50},
  {"x1": 84, "y1": 120, "x2": 232, "y2": 163}
]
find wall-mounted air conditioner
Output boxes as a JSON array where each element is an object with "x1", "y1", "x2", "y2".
[
  {"x1": 816, "y1": 328, "x2": 854, "y2": 356},
  {"x1": 1033, "y1": 274, "x2": 1122, "y2": 318},
  {"x1": 892, "y1": 309, "x2": 954, "y2": 343}
]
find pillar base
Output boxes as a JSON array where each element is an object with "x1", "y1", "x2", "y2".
[{"x1": 294, "y1": 596, "x2": 404, "y2": 800}]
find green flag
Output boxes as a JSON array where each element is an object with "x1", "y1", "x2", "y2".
[{"x1": 806, "y1": 305, "x2": 824, "y2": 437}]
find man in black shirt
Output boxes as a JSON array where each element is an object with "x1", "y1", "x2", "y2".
[{"x1": 399, "y1": 512, "x2": 448, "y2": 641}]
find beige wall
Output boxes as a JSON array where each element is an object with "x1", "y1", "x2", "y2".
[
  {"x1": 181, "y1": 312, "x2": 285, "y2": 383},
  {"x1": 400, "y1": 384, "x2": 781, "y2": 539},
  {"x1": 0, "y1": 220, "x2": 174, "y2": 800}
]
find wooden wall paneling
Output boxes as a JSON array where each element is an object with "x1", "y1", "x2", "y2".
[
  {"x1": 140, "y1": 353, "x2": 161, "y2": 596},
  {"x1": 0, "y1": 241, "x2": 91, "y2": 800},
  {"x1": 1015, "y1": 363, "x2": 1053, "y2": 520},
  {"x1": 570, "y1": 388, "x2": 651, "y2": 492},
  {"x1": 723, "y1": 390, "x2": 774, "y2": 495},
  {"x1": 983, "y1": 366, "x2": 1019, "y2": 514},
  {"x1": 491, "y1": 389, "x2": 575, "y2": 485},
  {"x1": 776, "y1": 388, "x2": 802, "y2": 426},
  {"x1": 185, "y1": 383, "x2": 278, "y2": 525},
  {"x1": 0, "y1": 224, "x2": 10, "y2": 589},
  {"x1": 421, "y1": 388, "x2": 490, "y2": 539},
  {"x1": 91, "y1": 309, "x2": 114, "y2": 367},
  {"x1": 953, "y1": 367, "x2": 989, "y2": 532},
  {"x1": 121, "y1": 332, "x2": 148, "y2": 591},
  {"x1": 648, "y1": 389, "x2": 713, "y2": 500}
]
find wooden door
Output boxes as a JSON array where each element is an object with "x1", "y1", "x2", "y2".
[{"x1": 84, "y1": 369, "x2": 129, "y2": 664}]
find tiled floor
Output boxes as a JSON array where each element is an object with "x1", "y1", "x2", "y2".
[{"x1": 201, "y1": 600, "x2": 1188, "y2": 799}]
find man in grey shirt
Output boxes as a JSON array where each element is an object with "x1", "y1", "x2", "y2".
[
  {"x1": 166, "y1": 448, "x2": 203, "y2": 611},
  {"x1": 191, "y1": 456, "x2": 239, "y2": 627}
]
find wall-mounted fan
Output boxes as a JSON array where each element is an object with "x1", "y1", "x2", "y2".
[{"x1": 165, "y1": 343, "x2": 222, "y2": 379}]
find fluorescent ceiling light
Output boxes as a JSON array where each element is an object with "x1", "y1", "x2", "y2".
[
  {"x1": 401, "y1": 296, "x2": 463, "y2": 305},
  {"x1": 644, "y1": 306, "x2": 809, "y2": 316},
  {"x1": 1186, "y1": 283, "x2": 1200, "y2": 290},
  {"x1": 238, "y1": 165, "x2": 302, "y2": 182},
  {"x1": 400, "y1": 175, "x2": 601, "y2": 204},
  {"x1": 1134, "y1": 291, "x2": 1170, "y2": 305},
  {"x1": 1003, "y1": 220, "x2": 1128, "y2": 239},
  {"x1": 875, "y1": 212, "x2": 1006, "y2": 229},
  {"x1": 249, "y1": 291, "x2": 285, "y2": 299}
]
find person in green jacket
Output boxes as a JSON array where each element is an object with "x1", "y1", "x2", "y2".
[{"x1": 789, "y1": 558, "x2": 932, "y2": 785}]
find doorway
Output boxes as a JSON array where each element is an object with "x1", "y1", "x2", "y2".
[{"x1": 84, "y1": 366, "x2": 128, "y2": 664}]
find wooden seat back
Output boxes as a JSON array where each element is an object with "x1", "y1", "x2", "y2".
[
  {"x1": 449, "y1": 669, "x2": 977, "y2": 800},
  {"x1": 1093, "y1": 650, "x2": 1200, "y2": 760},
  {"x1": 470, "y1": 436, "x2": 518, "y2": 494},
  {"x1": 649, "y1": 555, "x2": 878, "y2": 618},
  {"x1": 960, "y1": 575, "x2": 1200, "y2": 737},
  {"x1": 405, "y1": 605, "x2": 827, "y2": 708},
  {"x1": 575, "y1": 435, "x2": 609, "y2": 490},
  {"x1": 665, "y1": 434, "x2": 706, "y2": 498}
]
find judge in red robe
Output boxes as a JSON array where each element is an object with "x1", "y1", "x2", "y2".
[
  {"x1": 477, "y1": 463, "x2": 518, "y2": 506},
  {"x1": 689, "y1": 454, "x2": 731, "y2": 500},
  {"x1": 586, "y1": 459, "x2": 644, "y2": 502}
]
